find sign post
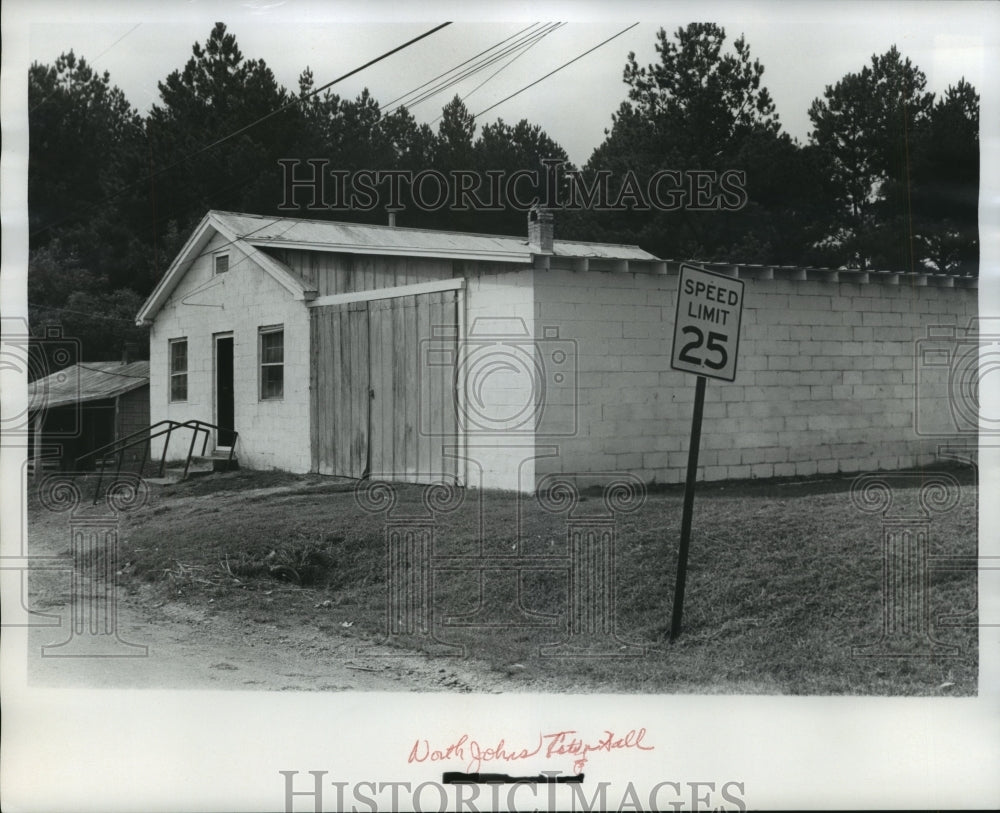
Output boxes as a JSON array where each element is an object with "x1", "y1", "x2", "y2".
[{"x1": 669, "y1": 264, "x2": 744, "y2": 641}]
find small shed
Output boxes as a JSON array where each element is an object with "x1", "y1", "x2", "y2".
[{"x1": 28, "y1": 360, "x2": 150, "y2": 472}]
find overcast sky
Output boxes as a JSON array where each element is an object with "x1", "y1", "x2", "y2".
[{"x1": 17, "y1": 0, "x2": 995, "y2": 166}]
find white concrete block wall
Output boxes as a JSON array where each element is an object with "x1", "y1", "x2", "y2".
[
  {"x1": 148, "y1": 232, "x2": 311, "y2": 472},
  {"x1": 461, "y1": 267, "x2": 540, "y2": 490},
  {"x1": 531, "y1": 269, "x2": 977, "y2": 486}
]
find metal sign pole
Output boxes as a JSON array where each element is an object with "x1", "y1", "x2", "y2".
[{"x1": 670, "y1": 374, "x2": 706, "y2": 642}]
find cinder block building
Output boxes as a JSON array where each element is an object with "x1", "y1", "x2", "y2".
[{"x1": 136, "y1": 209, "x2": 977, "y2": 491}]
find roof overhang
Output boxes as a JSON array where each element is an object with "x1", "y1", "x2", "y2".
[
  {"x1": 246, "y1": 238, "x2": 531, "y2": 264},
  {"x1": 135, "y1": 212, "x2": 315, "y2": 326}
]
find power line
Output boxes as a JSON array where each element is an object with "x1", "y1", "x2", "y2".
[
  {"x1": 29, "y1": 23, "x2": 143, "y2": 115},
  {"x1": 76, "y1": 364, "x2": 148, "y2": 379},
  {"x1": 92, "y1": 23, "x2": 143, "y2": 63},
  {"x1": 193, "y1": 22, "x2": 453, "y2": 160},
  {"x1": 462, "y1": 23, "x2": 565, "y2": 104},
  {"x1": 474, "y1": 23, "x2": 639, "y2": 119},
  {"x1": 30, "y1": 22, "x2": 453, "y2": 242},
  {"x1": 388, "y1": 23, "x2": 563, "y2": 117},
  {"x1": 29, "y1": 303, "x2": 140, "y2": 323},
  {"x1": 381, "y1": 23, "x2": 540, "y2": 111},
  {"x1": 429, "y1": 22, "x2": 565, "y2": 126}
]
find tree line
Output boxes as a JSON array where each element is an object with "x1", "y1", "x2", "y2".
[{"x1": 28, "y1": 22, "x2": 979, "y2": 362}]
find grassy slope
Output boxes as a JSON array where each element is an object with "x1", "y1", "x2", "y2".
[{"x1": 100, "y1": 468, "x2": 977, "y2": 695}]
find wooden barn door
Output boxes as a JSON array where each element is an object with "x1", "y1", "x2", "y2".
[
  {"x1": 368, "y1": 290, "x2": 459, "y2": 483},
  {"x1": 311, "y1": 290, "x2": 459, "y2": 483},
  {"x1": 311, "y1": 301, "x2": 370, "y2": 478}
]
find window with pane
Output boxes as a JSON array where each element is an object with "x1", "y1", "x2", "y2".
[
  {"x1": 169, "y1": 339, "x2": 188, "y2": 402},
  {"x1": 259, "y1": 327, "x2": 284, "y2": 400}
]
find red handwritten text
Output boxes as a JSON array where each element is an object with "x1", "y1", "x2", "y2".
[{"x1": 408, "y1": 728, "x2": 653, "y2": 774}]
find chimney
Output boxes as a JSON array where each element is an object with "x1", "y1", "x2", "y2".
[{"x1": 528, "y1": 205, "x2": 554, "y2": 253}]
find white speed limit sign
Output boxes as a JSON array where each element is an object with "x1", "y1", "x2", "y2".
[{"x1": 670, "y1": 264, "x2": 744, "y2": 382}]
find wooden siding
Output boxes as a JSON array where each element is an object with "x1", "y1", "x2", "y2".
[
  {"x1": 310, "y1": 301, "x2": 370, "y2": 478},
  {"x1": 267, "y1": 248, "x2": 456, "y2": 295},
  {"x1": 116, "y1": 384, "x2": 150, "y2": 440},
  {"x1": 115, "y1": 385, "x2": 151, "y2": 471},
  {"x1": 310, "y1": 290, "x2": 459, "y2": 483}
]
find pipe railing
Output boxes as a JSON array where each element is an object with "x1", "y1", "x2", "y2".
[{"x1": 75, "y1": 419, "x2": 238, "y2": 503}]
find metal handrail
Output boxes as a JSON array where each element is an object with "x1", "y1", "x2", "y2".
[
  {"x1": 78, "y1": 419, "x2": 238, "y2": 504},
  {"x1": 176, "y1": 419, "x2": 239, "y2": 479},
  {"x1": 75, "y1": 419, "x2": 180, "y2": 467}
]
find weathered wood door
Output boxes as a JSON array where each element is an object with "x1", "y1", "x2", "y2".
[{"x1": 311, "y1": 290, "x2": 459, "y2": 483}]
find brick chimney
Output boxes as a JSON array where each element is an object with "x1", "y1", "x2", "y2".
[{"x1": 527, "y1": 205, "x2": 554, "y2": 254}]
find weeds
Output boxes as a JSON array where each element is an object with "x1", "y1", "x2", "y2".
[{"x1": 100, "y1": 468, "x2": 979, "y2": 695}]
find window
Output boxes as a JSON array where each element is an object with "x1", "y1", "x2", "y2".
[
  {"x1": 214, "y1": 254, "x2": 229, "y2": 275},
  {"x1": 169, "y1": 339, "x2": 188, "y2": 402},
  {"x1": 259, "y1": 326, "x2": 284, "y2": 400}
]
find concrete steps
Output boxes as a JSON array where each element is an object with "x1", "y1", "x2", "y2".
[
  {"x1": 189, "y1": 451, "x2": 240, "y2": 473},
  {"x1": 144, "y1": 476, "x2": 182, "y2": 486},
  {"x1": 144, "y1": 451, "x2": 238, "y2": 486}
]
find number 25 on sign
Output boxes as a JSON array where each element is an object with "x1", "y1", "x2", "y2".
[
  {"x1": 671, "y1": 263, "x2": 744, "y2": 382},
  {"x1": 668, "y1": 264, "x2": 744, "y2": 642}
]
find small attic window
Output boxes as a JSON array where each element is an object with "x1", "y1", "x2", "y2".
[{"x1": 214, "y1": 254, "x2": 229, "y2": 275}]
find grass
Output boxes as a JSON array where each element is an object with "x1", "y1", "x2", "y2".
[{"x1": 50, "y1": 466, "x2": 979, "y2": 695}]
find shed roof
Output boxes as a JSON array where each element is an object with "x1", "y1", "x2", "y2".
[
  {"x1": 211, "y1": 210, "x2": 658, "y2": 262},
  {"x1": 137, "y1": 210, "x2": 975, "y2": 326},
  {"x1": 135, "y1": 210, "x2": 661, "y2": 325},
  {"x1": 29, "y1": 360, "x2": 149, "y2": 411}
]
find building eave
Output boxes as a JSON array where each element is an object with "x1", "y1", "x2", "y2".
[
  {"x1": 135, "y1": 212, "x2": 312, "y2": 326},
  {"x1": 247, "y1": 238, "x2": 531, "y2": 265}
]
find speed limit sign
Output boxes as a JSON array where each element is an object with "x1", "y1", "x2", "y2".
[
  {"x1": 668, "y1": 263, "x2": 744, "y2": 642},
  {"x1": 670, "y1": 264, "x2": 744, "y2": 382}
]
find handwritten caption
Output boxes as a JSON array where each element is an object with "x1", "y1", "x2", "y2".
[{"x1": 409, "y1": 728, "x2": 653, "y2": 775}]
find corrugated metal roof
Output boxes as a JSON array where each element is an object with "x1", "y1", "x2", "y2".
[
  {"x1": 211, "y1": 211, "x2": 660, "y2": 263},
  {"x1": 550, "y1": 239, "x2": 656, "y2": 261},
  {"x1": 29, "y1": 361, "x2": 149, "y2": 411}
]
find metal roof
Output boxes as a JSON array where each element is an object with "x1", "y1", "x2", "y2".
[
  {"x1": 29, "y1": 361, "x2": 149, "y2": 411},
  {"x1": 210, "y1": 210, "x2": 660, "y2": 263}
]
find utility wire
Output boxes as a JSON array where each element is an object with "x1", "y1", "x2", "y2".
[
  {"x1": 189, "y1": 22, "x2": 453, "y2": 162},
  {"x1": 144, "y1": 25, "x2": 539, "y2": 245},
  {"x1": 381, "y1": 23, "x2": 539, "y2": 111},
  {"x1": 75, "y1": 364, "x2": 149, "y2": 379},
  {"x1": 92, "y1": 23, "x2": 143, "y2": 63},
  {"x1": 474, "y1": 23, "x2": 639, "y2": 119},
  {"x1": 462, "y1": 22, "x2": 565, "y2": 104},
  {"x1": 389, "y1": 22, "x2": 562, "y2": 116},
  {"x1": 30, "y1": 22, "x2": 452, "y2": 242},
  {"x1": 29, "y1": 304, "x2": 141, "y2": 323},
  {"x1": 429, "y1": 22, "x2": 565, "y2": 126},
  {"x1": 29, "y1": 22, "x2": 143, "y2": 115}
]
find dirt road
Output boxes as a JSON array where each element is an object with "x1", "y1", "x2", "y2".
[{"x1": 24, "y1": 494, "x2": 513, "y2": 693}]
